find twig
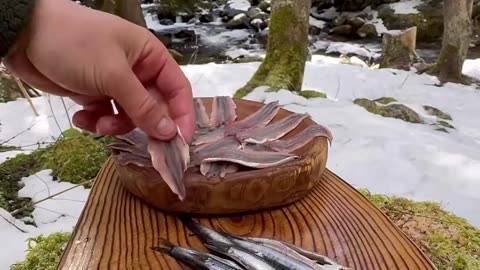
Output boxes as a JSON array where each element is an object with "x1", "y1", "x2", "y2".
[
  {"x1": 0, "y1": 214, "x2": 28, "y2": 233},
  {"x1": 60, "y1": 97, "x2": 73, "y2": 129},
  {"x1": 0, "y1": 121, "x2": 41, "y2": 146},
  {"x1": 10, "y1": 178, "x2": 93, "y2": 217},
  {"x1": 14, "y1": 76, "x2": 39, "y2": 116},
  {"x1": 47, "y1": 94, "x2": 64, "y2": 139}
]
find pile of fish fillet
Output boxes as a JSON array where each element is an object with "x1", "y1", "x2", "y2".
[
  {"x1": 152, "y1": 216, "x2": 350, "y2": 270},
  {"x1": 109, "y1": 96, "x2": 333, "y2": 201}
]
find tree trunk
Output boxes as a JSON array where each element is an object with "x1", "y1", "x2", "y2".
[
  {"x1": 95, "y1": 0, "x2": 146, "y2": 27},
  {"x1": 234, "y1": 0, "x2": 312, "y2": 98},
  {"x1": 380, "y1": 27, "x2": 418, "y2": 70},
  {"x1": 436, "y1": 0, "x2": 474, "y2": 83}
]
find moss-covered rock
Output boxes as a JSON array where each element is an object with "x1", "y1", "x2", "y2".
[
  {"x1": 10, "y1": 232, "x2": 71, "y2": 270},
  {"x1": 354, "y1": 98, "x2": 423, "y2": 124},
  {"x1": 423, "y1": 105, "x2": 452, "y2": 120},
  {"x1": 374, "y1": 96, "x2": 397, "y2": 105},
  {"x1": 299, "y1": 90, "x2": 327, "y2": 99},
  {"x1": 359, "y1": 189, "x2": 480, "y2": 270},
  {"x1": 0, "y1": 76, "x2": 22, "y2": 103},
  {"x1": 378, "y1": 2, "x2": 443, "y2": 43},
  {"x1": 357, "y1": 23, "x2": 378, "y2": 38}
]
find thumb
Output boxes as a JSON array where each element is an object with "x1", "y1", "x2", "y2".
[{"x1": 105, "y1": 66, "x2": 177, "y2": 140}]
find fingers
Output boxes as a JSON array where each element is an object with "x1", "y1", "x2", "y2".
[
  {"x1": 132, "y1": 35, "x2": 195, "y2": 143},
  {"x1": 105, "y1": 65, "x2": 177, "y2": 140}
]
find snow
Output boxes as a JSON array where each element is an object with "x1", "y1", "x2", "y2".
[
  {"x1": 312, "y1": 40, "x2": 381, "y2": 59},
  {"x1": 227, "y1": 0, "x2": 251, "y2": 11},
  {"x1": 310, "y1": 16, "x2": 326, "y2": 29},
  {"x1": 0, "y1": 170, "x2": 89, "y2": 268},
  {"x1": 389, "y1": 0, "x2": 422, "y2": 15}
]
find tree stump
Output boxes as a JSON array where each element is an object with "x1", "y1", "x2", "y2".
[{"x1": 380, "y1": 27, "x2": 418, "y2": 70}]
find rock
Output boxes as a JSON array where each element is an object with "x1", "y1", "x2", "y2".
[
  {"x1": 378, "y1": 1, "x2": 443, "y2": 43},
  {"x1": 345, "y1": 16, "x2": 365, "y2": 30},
  {"x1": 436, "y1": 120, "x2": 455, "y2": 129},
  {"x1": 374, "y1": 97, "x2": 397, "y2": 105},
  {"x1": 334, "y1": 15, "x2": 347, "y2": 27},
  {"x1": 250, "y1": 18, "x2": 267, "y2": 30},
  {"x1": 159, "y1": 18, "x2": 175, "y2": 25},
  {"x1": 247, "y1": 7, "x2": 262, "y2": 18},
  {"x1": 199, "y1": 13, "x2": 215, "y2": 23},
  {"x1": 312, "y1": 0, "x2": 335, "y2": 10},
  {"x1": 233, "y1": 55, "x2": 264, "y2": 63},
  {"x1": 258, "y1": 1, "x2": 271, "y2": 12},
  {"x1": 422, "y1": 105, "x2": 452, "y2": 120},
  {"x1": 299, "y1": 90, "x2": 327, "y2": 99},
  {"x1": 335, "y1": 0, "x2": 377, "y2": 11},
  {"x1": 0, "y1": 76, "x2": 22, "y2": 103},
  {"x1": 221, "y1": 8, "x2": 246, "y2": 19},
  {"x1": 330, "y1": 25, "x2": 352, "y2": 36},
  {"x1": 250, "y1": 11, "x2": 269, "y2": 21},
  {"x1": 174, "y1": 29, "x2": 196, "y2": 40},
  {"x1": 310, "y1": 26, "x2": 322, "y2": 35},
  {"x1": 357, "y1": 23, "x2": 378, "y2": 38},
  {"x1": 354, "y1": 98, "x2": 423, "y2": 124},
  {"x1": 226, "y1": 13, "x2": 249, "y2": 29}
]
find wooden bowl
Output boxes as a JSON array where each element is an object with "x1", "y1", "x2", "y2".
[{"x1": 114, "y1": 97, "x2": 329, "y2": 216}]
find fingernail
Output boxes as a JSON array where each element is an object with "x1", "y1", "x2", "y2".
[{"x1": 157, "y1": 116, "x2": 176, "y2": 136}]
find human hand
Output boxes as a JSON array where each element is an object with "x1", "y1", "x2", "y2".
[{"x1": 2, "y1": 0, "x2": 195, "y2": 143}]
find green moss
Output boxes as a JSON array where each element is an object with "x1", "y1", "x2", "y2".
[
  {"x1": 374, "y1": 97, "x2": 397, "y2": 105},
  {"x1": 437, "y1": 120, "x2": 455, "y2": 129},
  {"x1": 0, "y1": 145, "x2": 20, "y2": 152},
  {"x1": 359, "y1": 189, "x2": 480, "y2": 270},
  {"x1": 299, "y1": 90, "x2": 327, "y2": 99},
  {"x1": 378, "y1": 4, "x2": 443, "y2": 43},
  {"x1": 234, "y1": 3, "x2": 308, "y2": 98},
  {"x1": 423, "y1": 105, "x2": 452, "y2": 120},
  {"x1": 41, "y1": 130, "x2": 111, "y2": 186},
  {"x1": 0, "y1": 150, "x2": 46, "y2": 219},
  {"x1": 10, "y1": 232, "x2": 71, "y2": 270},
  {"x1": 354, "y1": 98, "x2": 423, "y2": 124}
]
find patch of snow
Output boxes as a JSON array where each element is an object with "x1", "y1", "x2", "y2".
[
  {"x1": 225, "y1": 48, "x2": 252, "y2": 59},
  {"x1": 312, "y1": 6, "x2": 338, "y2": 20},
  {"x1": 312, "y1": 40, "x2": 381, "y2": 59},
  {"x1": 0, "y1": 95, "x2": 81, "y2": 151},
  {"x1": 462, "y1": 59, "x2": 480, "y2": 81},
  {"x1": 227, "y1": 0, "x2": 251, "y2": 11},
  {"x1": 0, "y1": 150, "x2": 28, "y2": 164},
  {"x1": 309, "y1": 16, "x2": 326, "y2": 29},
  {"x1": 0, "y1": 170, "x2": 89, "y2": 269},
  {"x1": 181, "y1": 58, "x2": 480, "y2": 228},
  {"x1": 233, "y1": 13, "x2": 247, "y2": 21},
  {"x1": 389, "y1": 0, "x2": 422, "y2": 14}
]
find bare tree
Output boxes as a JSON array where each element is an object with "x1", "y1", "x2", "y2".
[
  {"x1": 234, "y1": 0, "x2": 312, "y2": 98},
  {"x1": 436, "y1": 0, "x2": 474, "y2": 83}
]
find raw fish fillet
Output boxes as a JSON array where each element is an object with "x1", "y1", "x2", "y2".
[
  {"x1": 194, "y1": 98, "x2": 210, "y2": 128},
  {"x1": 147, "y1": 127, "x2": 190, "y2": 201},
  {"x1": 210, "y1": 96, "x2": 237, "y2": 127},
  {"x1": 224, "y1": 101, "x2": 280, "y2": 136},
  {"x1": 263, "y1": 124, "x2": 334, "y2": 152},
  {"x1": 236, "y1": 113, "x2": 310, "y2": 144}
]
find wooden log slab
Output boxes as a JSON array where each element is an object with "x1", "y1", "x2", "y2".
[
  {"x1": 113, "y1": 97, "x2": 329, "y2": 215},
  {"x1": 57, "y1": 158, "x2": 437, "y2": 270}
]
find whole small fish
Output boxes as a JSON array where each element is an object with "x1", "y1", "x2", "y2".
[
  {"x1": 178, "y1": 216, "x2": 234, "y2": 246},
  {"x1": 204, "y1": 242, "x2": 277, "y2": 270},
  {"x1": 152, "y1": 238, "x2": 243, "y2": 270}
]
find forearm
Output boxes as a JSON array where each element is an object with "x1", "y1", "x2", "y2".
[{"x1": 0, "y1": 0, "x2": 37, "y2": 58}]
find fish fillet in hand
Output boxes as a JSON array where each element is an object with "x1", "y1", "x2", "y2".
[{"x1": 147, "y1": 126, "x2": 190, "y2": 201}]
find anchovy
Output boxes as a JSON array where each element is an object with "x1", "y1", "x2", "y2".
[
  {"x1": 236, "y1": 113, "x2": 310, "y2": 144},
  {"x1": 224, "y1": 101, "x2": 280, "y2": 136},
  {"x1": 194, "y1": 98, "x2": 211, "y2": 129},
  {"x1": 200, "y1": 147, "x2": 297, "y2": 169},
  {"x1": 204, "y1": 242, "x2": 277, "y2": 270},
  {"x1": 223, "y1": 235, "x2": 316, "y2": 270},
  {"x1": 115, "y1": 128, "x2": 148, "y2": 146},
  {"x1": 112, "y1": 151, "x2": 153, "y2": 168},
  {"x1": 247, "y1": 237, "x2": 349, "y2": 269},
  {"x1": 192, "y1": 127, "x2": 225, "y2": 146},
  {"x1": 210, "y1": 96, "x2": 237, "y2": 128},
  {"x1": 108, "y1": 141, "x2": 150, "y2": 158},
  {"x1": 263, "y1": 124, "x2": 334, "y2": 153},
  {"x1": 178, "y1": 216, "x2": 234, "y2": 246},
  {"x1": 147, "y1": 127, "x2": 190, "y2": 201},
  {"x1": 191, "y1": 136, "x2": 241, "y2": 166},
  {"x1": 201, "y1": 162, "x2": 240, "y2": 178},
  {"x1": 152, "y1": 238, "x2": 243, "y2": 270}
]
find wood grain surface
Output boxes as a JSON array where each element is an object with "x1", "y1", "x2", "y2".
[
  {"x1": 58, "y1": 158, "x2": 436, "y2": 270},
  {"x1": 114, "y1": 97, "x2": 329, "y2": 215}
]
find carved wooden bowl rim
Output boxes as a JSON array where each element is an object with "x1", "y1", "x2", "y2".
[{"x1": 112, "y1": 97, "x2": 329, "y2": 215}]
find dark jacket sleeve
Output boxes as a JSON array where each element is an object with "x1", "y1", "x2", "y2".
[{"x1": 0, "y1": 0, "x2": 36, "y2": 58}]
